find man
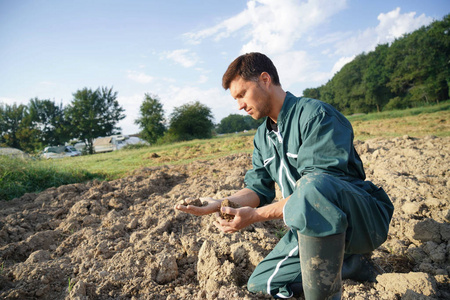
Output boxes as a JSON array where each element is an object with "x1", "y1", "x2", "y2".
[{"x1": 175, "y1": 52, "x2": 393, "y2": 299}]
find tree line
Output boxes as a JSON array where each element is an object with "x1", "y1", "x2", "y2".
[
  {"x1": 0, "y1": 87, "x2": 126, "y2": 154},
  {"x1": 303, "y1": 14, "x2": 449, "y2": 114},
  {"x1": 0, "y1": 90, "x2": 263, "y2": 154}
]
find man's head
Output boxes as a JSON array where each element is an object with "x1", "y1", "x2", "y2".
[
  {"x1": 222, "y1": 52, "x2": 280, "y2": 90},
  {"x1": 222, "y1": 53, "x2": 285, "y2": 122}
]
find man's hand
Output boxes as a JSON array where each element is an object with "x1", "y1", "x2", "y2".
[
  {"x1": 174, "y1": 197, "x2": 221, "y2": 216},
  {"x1": 214, "y1": 206, "x2": 259, "y2": 233}
]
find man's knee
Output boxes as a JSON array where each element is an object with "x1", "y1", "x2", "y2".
[
  {"x1": 295, "y1": 172, "x2": 339, "y2": 200},
  {"x1": 284, "y1": 172, "x2": 348, "y2": 236}
]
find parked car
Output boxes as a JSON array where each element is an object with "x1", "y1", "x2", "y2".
[{"x1": 42, "y1": 146, "x2": 82, "y2": 159}]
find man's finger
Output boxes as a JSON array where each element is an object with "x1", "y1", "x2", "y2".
[
  {"x1": 175, "y1": 204, "x2": 204, "y2": 216},
  {"x1": 223, "y1": 206, "x2": 239, "y2": 214},
  {"x1": 213, "y1": 221, "x2": 236, "y2": 233},
  {"x1": 174, "y1": 204, "x2": 185, "y2": 210}
]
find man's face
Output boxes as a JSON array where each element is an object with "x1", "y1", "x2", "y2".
[{"x1": 229, "y1": 75, "x2": 271, "y2": 120}]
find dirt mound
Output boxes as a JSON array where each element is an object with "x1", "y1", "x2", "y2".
[{"x1": 0, "y1": 136, "x2": 449, "y2": 299}]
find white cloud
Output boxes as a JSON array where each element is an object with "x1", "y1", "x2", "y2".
[
  {"x1": 126, "y1": 71, "x2": 154, "y2": 84},
  {"x1": 330, "y1": 55, "x2": 356, "y2": 75},
  {"x1": 164, "y1": 49, "x2": 199, "y2": 68},
  {"x1": 270, "y1": 51, "x2": 330, "y2": 90},
  {"x1": 183, "y1": 9, "x2": 250, "y2": 44},
  {"x1": 241, "y1": 0, "x2": 347, "y2": 55},
  {"x1": 184, "y1": 0, "x2": 347, "y2": 55},
  {"x1": 376, "y1": 7, "x2": 432, "y2": 41},
  {"x1": 334, "y1": 7, "x2": 433, "y2": 57},
  {"x1": 179, "y1": 0, "x2": 349, "y2": 92}
]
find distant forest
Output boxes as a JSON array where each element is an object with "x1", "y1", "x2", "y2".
[{"x1": 303, "y1": 14, "x2": 449, "y2": 114}]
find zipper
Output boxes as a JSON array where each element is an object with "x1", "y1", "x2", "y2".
[
  {"x1": 267, "y1": 128, "x2": 296, "y2": 198},
  {"x1": 275, "y1": 131, "x2": 283, "y2": 143}
]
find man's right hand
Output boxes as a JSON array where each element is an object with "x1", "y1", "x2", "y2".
[{"x1": 174, "y1": 197, "x2": 221, "y2": 216}]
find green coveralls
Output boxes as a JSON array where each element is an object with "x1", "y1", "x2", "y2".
[{"x1": 245, "y1": 93, "x2": 394, "y2": 298}]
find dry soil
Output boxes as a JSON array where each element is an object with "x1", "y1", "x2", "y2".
[{"x1": 0, "y1": 136, "x2": 449, "y2": 299}]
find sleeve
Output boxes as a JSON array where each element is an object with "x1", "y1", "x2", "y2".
[
  {"x1": 244, "y1": 137, "x2": 275, "y2": 207},
  {"x1": 296, "y1": 110, "x2": 355, "y2": 177}
]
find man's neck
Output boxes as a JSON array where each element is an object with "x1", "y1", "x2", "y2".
[{"x1": 268, "y1": 87, "x2": 287, "y2": 123}]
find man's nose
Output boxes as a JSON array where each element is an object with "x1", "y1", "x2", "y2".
[{"x1": 237, "y1": 98, "x2": 246, "y2": 110}]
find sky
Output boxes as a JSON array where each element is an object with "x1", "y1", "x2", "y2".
[{"x1": 1, "y1": 0, "x2": 449, "y2": 135}]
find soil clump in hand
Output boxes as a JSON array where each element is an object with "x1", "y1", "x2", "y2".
[
  {"x1": 219, "y1": 199, "x2": 241, "y2": 221},
  {"x1": 179, "y1": 197, "x2": 206, "y2": 207}
]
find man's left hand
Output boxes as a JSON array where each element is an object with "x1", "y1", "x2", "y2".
[{"x1": 213, "y1": 206, "x2": 258, "y2": 233}]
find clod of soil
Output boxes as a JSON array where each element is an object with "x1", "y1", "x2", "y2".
[
  {"x1": 179, "y1": 197, "x2": 206, "y2": 207},
  {"x1": 219, "y1": 199, "x2": 241, "y2": 221}
]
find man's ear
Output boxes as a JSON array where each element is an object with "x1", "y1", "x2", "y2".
[{"x1": 259, "y1": 72, "x2": 272, "y2": 87}]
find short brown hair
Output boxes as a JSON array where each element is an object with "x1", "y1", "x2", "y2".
[{"x1": 222, "y1": 52, "x2": 281, "y2": 90}]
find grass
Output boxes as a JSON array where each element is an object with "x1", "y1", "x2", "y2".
[
  {"x1": 68, "y1": 277, "x2": 75, "y2": 293},
  {"x1": 47, "y1": 132, "x2": 256, "y2": 180},
  {"x1": 348, "y1": 100, "x2": 449, "y2": 140},
  {"x1": 1, "y1": 102, "x2": 448, "y2": 201},
  {"x1": 0, "y1": 156, "x2": 103, "y2": 201}
]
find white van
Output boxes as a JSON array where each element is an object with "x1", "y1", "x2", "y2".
[
  {"x1": 93, "y1": 135, "x2": 127, "y2": 153},
  {"x1": 42, "y1": 146, "x2": 82, "y2": 159}
]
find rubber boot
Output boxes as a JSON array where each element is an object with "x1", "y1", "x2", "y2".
[
  {"x1": 342, "y1": 254, "x2": 381, "y2": 282},
  {"x1": 286, "y1": 254, "x2": 380, "y2": 298},
  {"x1": 298, "y1": 232, "x2": 345, "y2": 300},
  {"x1": 287, "y1": 282, "x2": 303, "y2": 298}
]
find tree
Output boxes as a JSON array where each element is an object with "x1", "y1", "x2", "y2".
[
  {"x1": 243, "y1": 115, "x2": 264, "y2": 130},
  {"x1": 329, "y1": 53, "x2": 368, "y2": 114},
  {"x1": 0, "y1": 103, "x2": 32, "y2": 150},
  {"x1": 168, "y1": 101, "x2": 214, "y2": 141},
  {"x1": 0, "y1": 104, "x2": 8, "y2": 146},
  {"x1": 303, "y1": 88, "x2": 321, "y2": 100},
  {"x1": 363, "y1": 44, "x2": 392, "y2": 112},
  {"x1": 134, "y1": 94, "x2": 166, "y2": 144},
  {"x1": 65, "y1": 87, "x2": 125, "y2": 154},
  {"x1": 216, "y1": 114, "x2": 263, "y2": 134},
  {"x1": 27, "y1": 98, "x2": 70, "y2": 146}
]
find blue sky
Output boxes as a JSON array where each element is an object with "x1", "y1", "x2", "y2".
[{"x1": 1, "y1": 0, "x2": 448, "y2": 135}]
